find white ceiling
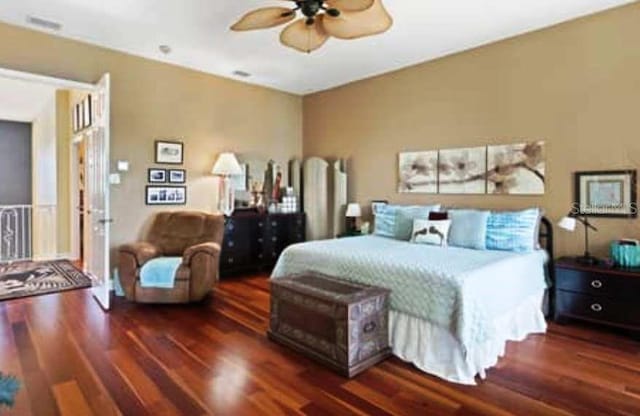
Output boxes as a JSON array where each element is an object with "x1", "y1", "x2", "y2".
[
  {"x1": 0, "y1": 0, "x2": 634, "y2": 95},
  {"x1": 0, "y1": 76, "x2": 56, "y2": 122}
]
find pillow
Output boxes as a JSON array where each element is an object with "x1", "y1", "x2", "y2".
[
  {"x1": 486, "y1": 208, "x2": 542, "y2": 252},
  {"x1": 373, "y1": 209, "x2": 397, "y2": 238},
  {"x1": 374, "y1": 204, "x2": 441, "y2": 240},
  {"x1": 448, "y1": 209, "x2": 490, "y2": 250},
  {"x1": 429, "y1": 211, "x2": 448, "y2": 220},
  {"x1": 411, "y1": 219, "x2": 452, "y2": 246},
  {"x1": 394, "y1": 205, "x2": 441, "y2": 240}
]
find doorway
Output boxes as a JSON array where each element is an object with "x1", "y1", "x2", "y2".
[{"x1": 0, "y1": 68, "x2": 112, "y2": 310}]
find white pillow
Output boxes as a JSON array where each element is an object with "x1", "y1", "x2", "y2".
[{"x1": 411, "y1": 219, "x2": 452, "y2": 246}]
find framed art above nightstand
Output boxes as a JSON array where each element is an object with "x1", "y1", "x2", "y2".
[{"x1": 554, "y1": 257, "x2": 640, "y2": 339}]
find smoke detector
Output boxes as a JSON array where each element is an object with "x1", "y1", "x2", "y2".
[
  {"x1": 232, "y1": 70, "x2": 251, "y2": 78},
  {"x1": 26, "y1": 15, "x2": 62, "y2": 31}
]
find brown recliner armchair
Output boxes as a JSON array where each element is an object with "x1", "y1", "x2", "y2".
[{"x1": 118, "y1": 211, "x2": 224, "y2": 303}]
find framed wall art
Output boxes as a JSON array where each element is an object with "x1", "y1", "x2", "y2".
[
  {"x1": 398, "y1": 151, "x2": 438, "y2": 193},
  {"x1": 146, "y1": 185, "x2": 187, "y2": 205},
  {"x1": 574, "y1": 170, "x2": 637, "y2": 218},
  {"x1": 438, "y1": 146, "x2": 487, "y2": 194},
  {"x1": 168, "y1": 169, "x2": 186, "y2": 184},
  {"x1": 487, "y1": 141, "x2": 545, "y2": 195},
  {"x1": 148, "y1": 168, "x2": 167, "y2": 183},
  {"x1": 155, "y1": 140, "x2": 184, "y2": 165}
]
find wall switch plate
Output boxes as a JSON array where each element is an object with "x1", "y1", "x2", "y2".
[
  {"x1": 116, "y1": 160, "x2": 129, "y2": 172},
  {"x1": 109, "y1": 173, "x2": 121, "y2": 185}
]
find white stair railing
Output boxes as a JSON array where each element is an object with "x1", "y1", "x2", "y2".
[{"x1": 0, "y1": 205, "x2": 32, "y2": 262}]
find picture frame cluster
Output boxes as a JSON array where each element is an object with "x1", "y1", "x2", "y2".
[{"x1": 146, "y1": 140, "x2": 187, "y2": 205}]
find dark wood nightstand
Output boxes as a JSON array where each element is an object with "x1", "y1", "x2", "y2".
[{"x1": 554, "y1": 257, "x2": 640, "y2": 338}]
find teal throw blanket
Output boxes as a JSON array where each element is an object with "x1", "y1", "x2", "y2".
[{"x1": 140, "y1": 257, "x2": 182, "y2": 289}]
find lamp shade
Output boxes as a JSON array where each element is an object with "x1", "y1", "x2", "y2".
[
  {"x1": 558, "y1": 216, "x2": 577, "y2": 232},
  {"x1": 345, "y1": 203, "x2": 362, "y2": 218},
  {"x1": 212, "y1": 152, "x2": 242, "y2": 176}
]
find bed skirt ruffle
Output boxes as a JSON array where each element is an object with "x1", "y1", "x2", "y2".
[{"x1": 389, "y1": 291, "x2": 547, "y2": 385}]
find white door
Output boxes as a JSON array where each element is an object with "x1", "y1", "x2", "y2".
[{"x1": 86, "y1": 74, "x2": 111, "y2": 310}]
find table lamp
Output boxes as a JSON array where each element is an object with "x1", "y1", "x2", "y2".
[
  {"x1": 558, "y1": 213, "x2": 599, "y2": 265},
  {"x1": 212, "y1": 152, "x2": 242, "y2": 216},
  {"x1": 345, "y1": 203, "x2": 362, "y2": 234}
]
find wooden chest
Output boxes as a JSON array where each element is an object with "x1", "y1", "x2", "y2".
[{"x1": 268, "y1": 274, "x2": 391, "y2": 378}]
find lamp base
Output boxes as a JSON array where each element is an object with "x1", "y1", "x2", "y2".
[{"x1": 575, "y1": 255, "x2": 599, "y2": 266}]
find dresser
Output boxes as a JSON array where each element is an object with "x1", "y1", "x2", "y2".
[
  {"x1": 220, "y1": 212, "x2": 305, "y2": 277},
  {"x1": 554, "y1": 257, "x2": 640, "y2": 338}
]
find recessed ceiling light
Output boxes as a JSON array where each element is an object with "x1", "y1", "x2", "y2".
[
  {"x1": 232, "y1": 70, "x2": 251, "y2": 78},
  {"x1": 26, "y1": 15, "x2": 62, "y2": 31},
  {"x1": 158, "y1": 45, "x2": 172, "y2": 55}
]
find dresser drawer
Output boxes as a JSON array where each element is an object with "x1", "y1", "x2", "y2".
[
  {"x1": 556, "y1": 290, "x2": 640, "y2": 329},
  {"x1": 556, "y1": 268, "x2": 640, "y2": 300}
]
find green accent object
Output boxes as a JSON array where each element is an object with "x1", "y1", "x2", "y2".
[
  {"x1": 0, "y1": 373, "x2": 20, "y2": 408},
  {"x1": 610, "y1": 242, "x2": 640, "y2": 268}
]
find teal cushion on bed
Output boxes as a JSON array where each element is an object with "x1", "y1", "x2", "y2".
[
  {"x1": 448, "y1": 209, "x2": 490, "y2": 250},
  {"x1": 374, "y1": 204, "x2": 441, "y2": 240},
  {"x1": 486, "y1": 208, "x2": 541, "y2": 252}
]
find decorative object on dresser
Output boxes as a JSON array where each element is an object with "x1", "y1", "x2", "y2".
[
  {"x1": 574, "y1": 170, "x2": 637, "y2": 218},
  {"x1": 554, "y1": 257, "x2": 640, "y2": 339},
  {"x1": 610, "y1": 239, "x2": 640, "y2": 268},
  {"x1": 220, "y1": 211, "x2": 305, "y2": 277},
  {"x1": 557, "y1": 214, "x2": 599, "y2": 265},
  {"x1": 345, "y1": 203, "x2": 361, "y2": 234},
  {"x1": 212, "y1": 152, "x2": 243, "y2": 216},
  {"x1": 269, "y1": 273, "x2": 391, "y2": 378},
  {"x1": 155, "y1": 140, "x2": 184, "y2": 165}
]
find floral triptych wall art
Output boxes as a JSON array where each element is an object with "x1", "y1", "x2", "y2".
[{"x1": 398, "y1": 141, "x2": 545, "y2": 195}]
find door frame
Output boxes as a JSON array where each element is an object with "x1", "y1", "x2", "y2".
[{"x1": 0, "y1": 67, "x2": 111, "y2": 306}]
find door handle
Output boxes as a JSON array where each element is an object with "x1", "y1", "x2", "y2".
[{"x1": 98, "y1": 218, "x2": 114, "y2": 224}]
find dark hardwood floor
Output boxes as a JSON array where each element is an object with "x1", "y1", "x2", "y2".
[{"x1": 1, "y1": 274, "x2": 639, "y2": 415}]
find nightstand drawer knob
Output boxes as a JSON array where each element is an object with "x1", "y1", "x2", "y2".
[
  {"x1": 591, "y1": 280, "x2": 603, "y2": 289},
  {"x1": 590, "y1": 303, "x2": 603, "y2": 312}
]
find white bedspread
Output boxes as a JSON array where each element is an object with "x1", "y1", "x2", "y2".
[{"x1": 272, "y1": 235, "x2": 548, "y2": 354}]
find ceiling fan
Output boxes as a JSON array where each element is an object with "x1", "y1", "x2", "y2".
[{"x1": 230, "y1": 0, "x2": 393, "y2": 53}]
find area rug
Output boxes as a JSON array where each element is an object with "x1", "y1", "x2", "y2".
[
  {"x1": 0, "y1": 373, "x2": 20, "y2": 408},
  {"x1": 0, "y1": 260, "x2": 92, "y2": 302}
]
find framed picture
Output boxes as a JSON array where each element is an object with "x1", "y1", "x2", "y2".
[
  {"x1": 398, "y1": 151, "x2": 438, "y2": 194},
  {"x1": 371, "y1": 200, "x2": 389, "y2": 216},
  {"x1": 148, "y1": 168, "x2": 167, "y2": 183},
  {"x1": 438, "y1": 146, "x2": 487, "y2": 194},
  {"x1": 155, "y1": 140, "x2": 184, "y2": 165},
  {"x1": 145, "y1": 186, "x2": 187, "y2": 205},
  {"x1": 72, "y1": 105, "x2": 79, "y2": 132},
  {"x1": 83, "y1": 95, "x2": 92, "y2": 128},
  {"x1": 487, "y1": 141, "x2": 545, "y2": 195},
  {"x1": 168, "y1": 169, "x2": 186, "y2": 184},
  {"x1": 575, "y1": 170, "x2": 637, "y2": 218}
]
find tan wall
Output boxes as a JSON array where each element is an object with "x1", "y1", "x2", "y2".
[
  {"x1": 0, "y1": 22, "x2": 303, "y2": 261},
  {"x1": 303, "y1": 3, "x2": 640, "y2": 257}
]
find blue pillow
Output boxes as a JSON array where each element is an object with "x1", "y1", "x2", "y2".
[
  {"x1": 486, "y1": 208, "x2": 541, "y2": 252},
  {"x1": 374, "y1": 204, "x2": 441, "y2": 240},
  {"x1": 448, "y1": 209, "x2": 490, "y2": 250},
  {"x1": 374, "y1": 209, "x2": 397, "y2": 238}
]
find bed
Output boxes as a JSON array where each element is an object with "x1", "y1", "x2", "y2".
[{"x1": 271, "y1": 218, "x2": 554, "y2": 385}]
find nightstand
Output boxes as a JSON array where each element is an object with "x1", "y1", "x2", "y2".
[{"x1": 554, "y1": 257, "x2": 640, "y2": 338}]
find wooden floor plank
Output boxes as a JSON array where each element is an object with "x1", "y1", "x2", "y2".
[{"x1": 0, "y1": 273, "x2": 639, "y2": 415}]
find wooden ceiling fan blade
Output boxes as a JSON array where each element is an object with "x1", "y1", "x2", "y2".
[
  {"x1": 231, "y1": 7, "x2": 296, "y2": 31},
  {"x1": 326, "y1": 0, "x2": 375, "y2": 12},
  {"x1": 280, "y1": 17, "x2": 329, "y2": 53},
  {"x1": 322, "y1": 0, "x2": 392, "y2": 40}
]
